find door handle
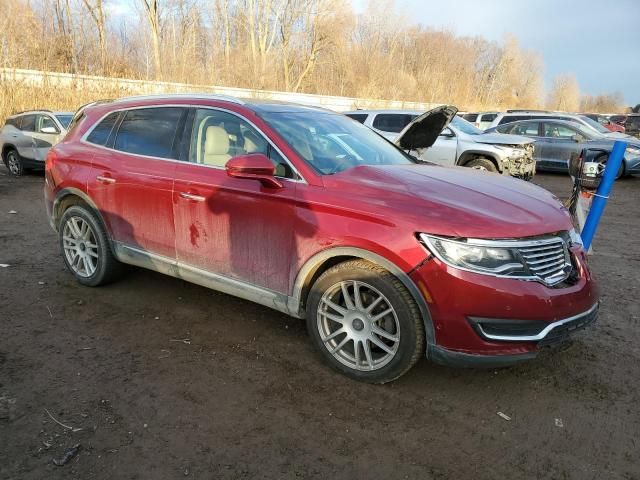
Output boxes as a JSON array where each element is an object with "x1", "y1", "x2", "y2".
[
  {"x1": 179, "y1": 192, "x2": 205, "y2": 202},
  {"x1": 96, "y1": 175, "x2": 116, "y2": 184}
]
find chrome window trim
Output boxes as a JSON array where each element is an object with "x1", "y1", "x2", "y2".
[
  {"x1": 420, "y1": 233, "x2": 573, "y2": 287},
  {"x1": 80, "y1": 103, "x2": 307, "y2": 184},
  {"x1": 475, "y1": 303, "x2": 599, "y2": 342}
]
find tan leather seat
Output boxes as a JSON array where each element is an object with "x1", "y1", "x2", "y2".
[
  {"x1": 243, "y1": 131, "x2": 261, "y2": 153},
  {"x1": 203, "y1": 126, "x2": 231, "y2": 166}
]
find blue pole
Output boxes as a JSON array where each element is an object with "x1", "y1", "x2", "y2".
[{"x1": 581, "y1": 140, "x2": 627, "y2": 250}]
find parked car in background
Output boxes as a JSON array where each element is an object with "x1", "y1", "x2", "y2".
[
  {"x1": 583, "y1": 113, "x2": 625, "y2": 133},
  {"x1": 345, "y1": 107, "x2": 536, "y2": 179},
  {"x1": 609, "y1": 114, "x2": 640, "y2": 138},
  {"x1": 486, "y1": 118, "x2": 640, "y2": 177},
  {"x1": 460, "y1": 112, "x2": 499, "y2": 130},
  {"x1": 45, "y1": 94, "x2": 597, "y2": 383},
  {"x1": 0, "y1": 110, "x2": 73, "y2": 176},
  {"x1": 487, "y1": 110, "x2": 632, "y2": 140}
]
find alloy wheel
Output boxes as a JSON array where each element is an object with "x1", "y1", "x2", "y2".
[
  {"x1": 62, "y1": 216, "x2": 99, "y2": 278},
  {"x1": 317, "y1": 280, "x2": 400, "y2": 371},
  {"x1": 7, "y1": 152, "x2": 20, "y2": 175}
]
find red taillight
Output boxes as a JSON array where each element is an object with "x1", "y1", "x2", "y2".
[{"x1": 45, "y1": 149, "x2": 58, "y2": 170}]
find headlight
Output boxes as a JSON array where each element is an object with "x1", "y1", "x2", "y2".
[
  {"x1": 419, "y1": 234, "x2": 527, "y2": 275},
  {"x1": 627, "y1": 147, "x2": 640, "y2": 158},
  {"x1": 568, "y1": 228, "x2": 583, "y2": 247}
]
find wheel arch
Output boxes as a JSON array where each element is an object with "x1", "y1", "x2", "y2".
[
  {"x1": 2, "y1": 143, "x2": 17, "y2": 162},
  {"x1": 457, "y1": 150, "x2": 501, "y2": 171},
  {"x1": 289, "y1": 247, "x2": 436, "y2": 352},
  {"x1": 53, "y1": 188, "x2": 110, "y2": 236}
]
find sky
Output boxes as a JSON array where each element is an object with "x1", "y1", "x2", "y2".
[{"x1": 354, "y1": 0, "x2": 640, "y2": 106}]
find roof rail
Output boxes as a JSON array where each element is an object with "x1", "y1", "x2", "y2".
[
  {"x1": 505, "y1": 109, "x2": 553, "y2": 113},
  {"x1": 13, "y1": 109, "x2": 53, "y2": 115},
  {"x1": 115, "y1": 93, "x2": 245, "y2": 105}
]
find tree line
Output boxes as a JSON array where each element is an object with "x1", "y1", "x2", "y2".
[{"x1": 0, "y1": 0, "x2": 629, "y2": 112}]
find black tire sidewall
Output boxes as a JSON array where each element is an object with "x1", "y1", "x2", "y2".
[
  {"x1": 306, "y1": 262, "x2": 423, "y2": 383},
  {"x1": 467, "y1": 157, "x2": 498, "y2": 172},
  {"x1": 59, "y1": 206, "x2": 112, "y2": 286}
]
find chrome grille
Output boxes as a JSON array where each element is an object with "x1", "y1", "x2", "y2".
[{"x1": 517, "y1": 237, "x2": 571, "y2": 285}]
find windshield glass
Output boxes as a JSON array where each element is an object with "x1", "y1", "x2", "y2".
[
  {"x1": 450, "y1": 116, "x2": 483, "y2": 135},
  {"x1": 261, "y1": 112, "x2": 414, "y2": 175},
  {"x1": 577, "y1": 115, "x2": 610, "y2": 134},
  {"x1": 55, "y1": 115, "x2": 73, "y2": 128}
]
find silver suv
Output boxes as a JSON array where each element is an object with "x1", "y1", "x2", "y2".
[
  {"x1": 345, "y1": 107, "x2": 536, "y2": 180},
  {"x1": 0, "y1": 110, "x2": 73, "y2": 176}
]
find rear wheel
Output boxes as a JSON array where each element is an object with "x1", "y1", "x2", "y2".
[
  {"x1": 466, "y1": 157, "x2": 498, "y2": 172},
  {"x1": 59, "y1": 205, "x2": 122, "y2": 286},
  {"x1": 5, "y1": 149, "x2": 24, "y2": 176},
  {"x1": 306, "y1": 260, "x2": 425, "y2": 383}
]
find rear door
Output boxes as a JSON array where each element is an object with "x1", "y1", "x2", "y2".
[
  {"x1": 14, "y1": 114, "x2": 37, "y2": 160},
  {"x1": 87, "y1": 106, "x2": 186, "y2": 259},
  {"x1": 172, "y1": 107, "x2": 297, "y2": 294}
]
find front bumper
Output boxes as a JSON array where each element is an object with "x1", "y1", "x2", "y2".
[{"x1": 410, "y1": 246, "x2": 599, "y2": 365}]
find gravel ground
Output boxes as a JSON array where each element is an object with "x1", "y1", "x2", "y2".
[{"x1": 1, "y1": 166, "x2": 639, "y2": 480}]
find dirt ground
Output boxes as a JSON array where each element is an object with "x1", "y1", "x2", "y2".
[{"x1": 1, "y1": 166, "x2": 639, "y2": 480}]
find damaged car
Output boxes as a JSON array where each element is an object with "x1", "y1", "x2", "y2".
[{"x1": 345, "y1": 106, "x2": 536, "y2": 180}]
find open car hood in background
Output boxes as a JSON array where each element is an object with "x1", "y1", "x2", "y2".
[{"x1": 394, "y1": 105, "x2": 458, "y2": 150}]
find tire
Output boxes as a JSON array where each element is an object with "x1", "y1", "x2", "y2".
[
  {"x1": 59, "y1": 205, "x2": 122, "y2": 286},
  {"x1": 466, "y1": 157, "x2": 498, "y2": 173},
  {"x1": 5, "y1": 149, "x2": 24, "y2": 176},
  {"x1": 306, "y1": 260, "x2": 425, "y2": 383}
]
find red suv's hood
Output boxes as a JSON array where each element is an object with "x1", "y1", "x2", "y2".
[{"x1": 323, "y1": 164, "x2": 572, "y2": 239}]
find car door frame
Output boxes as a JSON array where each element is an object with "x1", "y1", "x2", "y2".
[
  {"x1": 172, "y1": 105, "x2": 303, "y2": 296},
  {"x1": 31, "y1": 114, "x2": 63, "y2": 161}
]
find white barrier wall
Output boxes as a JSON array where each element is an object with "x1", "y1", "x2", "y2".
[{"x1": 0, "y1": 68, "x2": 439, "y2": 113}]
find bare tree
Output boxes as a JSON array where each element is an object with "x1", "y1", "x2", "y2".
[
  {"x1": 81, "y1": 0, "x2": 108, "y2": 73},
  {"x1": 140, "y1": 0, "x2": 162, "y2": 79},
  {"x1": 547, "y1": 74, "x2": 581, "y2": 112}
]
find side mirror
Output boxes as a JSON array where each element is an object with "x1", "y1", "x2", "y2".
[
  {"x1": 226, "y1": 153, "x2": 283, "y2": 189},
  {"x1": 41, "y1": 126, "x2": 58, "y2": 134},
  {"x1": 440, "y1": 127, "x2": 454, "y2": 137}
]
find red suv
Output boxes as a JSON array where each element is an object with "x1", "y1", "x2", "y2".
[{"x1": 44, "y1": 95, "x2": 599, "y2": 383}]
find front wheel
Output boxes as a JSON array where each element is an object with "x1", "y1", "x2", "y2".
[
  {"x1": 306, "y1": 260, "x2": 425, "y2": 383},
  {"x1": 466, "y1": 157, "x2": 498, "y2": 172},
  {"x1": 5, "y1": 149, "x2": 24, "y2": 176}
]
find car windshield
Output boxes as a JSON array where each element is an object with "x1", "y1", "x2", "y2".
[
  {"x1": 55, "y1": 114, "x2": 73, "y2": 128},
  {"x1": 261, "y1": 112, "x2": 414, "y2": 175},
  {"x1": 450, "y1": 116, "x2": 483, "y2": 135},
  {"x1": 577, "y1": 115, "x2": 610, "y2": 134}
]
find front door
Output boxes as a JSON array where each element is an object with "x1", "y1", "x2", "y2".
[
  {"x1": 88, "y1": 107, "x2": 186, "y2": 259},
  {"x1": 173, "y1": 108, "x2": 297, "y2": 294},
  {"x1": 539, "y1": 122, "x2": 583, "y2": 171},
  {"x1": 31, "y1": 114, "x2": 63, "y2": 161}
]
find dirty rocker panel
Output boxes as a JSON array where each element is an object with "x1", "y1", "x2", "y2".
[{"x1": 112, "y1": 242, "x2": 292, "y2": 315}]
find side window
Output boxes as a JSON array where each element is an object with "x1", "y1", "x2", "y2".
[
  {"x1": 543, "y1": 123, "x2": 579, "y2": 139},
  {"x1": 38, "y1": 115, "x2": 59, "y2": 133},
  {"x1": 372, "y1": 114, "x2": 415, "y2": 133},
  {"x1": 114, "y1": 107, "x2": 185, "y2": 159},
  {"x1": 189, "y1": 108, "x2": 294, "y2": 178},
  {"x1": 462, "y1": 114, "x2": 478, "y2": 122},
  {"x1": 345, "y1": 113, "x2": 368, "y2": 124},
  {"x1": 481, "y1": 113, "x2": 497, "y2": 122},
  {"x1": 4, "y1": 117, "x2": 20, "y2": 128},
  {"x1": 20, "y1": 115, "x2": 36, "y2": 132},
  {"x1": 510, "y1": 122, "x2": 540, "y2": 136},
  {"x1": 86, "y1": 112, "x2": 120, "y2": 146}
]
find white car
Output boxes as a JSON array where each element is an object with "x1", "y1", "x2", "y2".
[
  {"x1": 0, "y1": 110, "x2": 73, "y2": 176},
  {"x1": 345, "y1": 107, "x2": 536, "y2": 179}
]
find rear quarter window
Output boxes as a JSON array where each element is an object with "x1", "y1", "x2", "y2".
[
  {"x1": 86, "y1": 112, "x2": 120, "y2": 146},
  {"x1": 345, "y1": 113, "x2": 368, "y2": 124},
  {"x1": 4, "y1": 117, "x2": 20, "y2": 128}
]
